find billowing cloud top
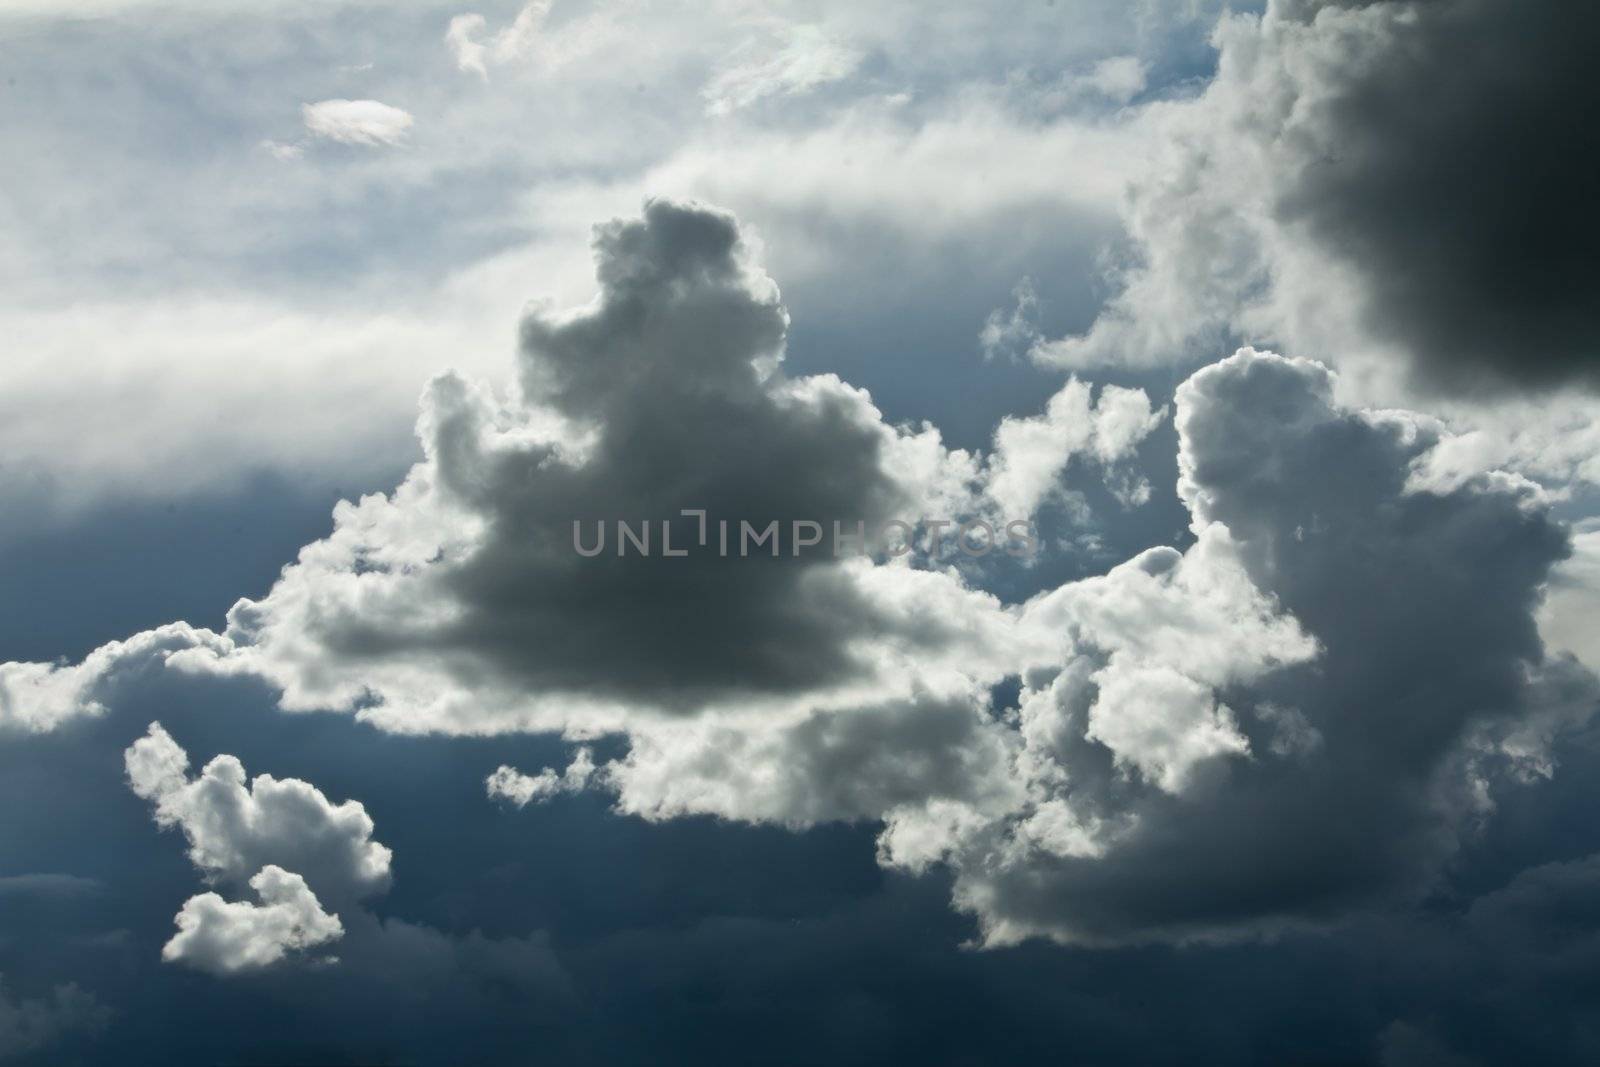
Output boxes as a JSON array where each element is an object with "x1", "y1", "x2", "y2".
[
  {"x1": 7, "y1": 201, "x2": 1592, "y2": 960},
  {"x1": 157, "y1": 199, "x2": 1036, "y2": 736}
]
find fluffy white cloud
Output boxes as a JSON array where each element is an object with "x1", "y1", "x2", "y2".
[
  {"x1": 1021, "y1": 525, "x2": 1318, "y2": 794},
  {"x1": 602, "y1": 684, "x2": 1024, "y2": 830},
  {"x1": 986, "y1": 378, "x2": 1164, "y2": 518},
  {"x1": 0, "y1": 624, "x2": 227, "y2": 734},
  {"x1": 125, "y1": 723, "x2": 391, "y2": 902},
  {"x1": 301, "y1": 99, "x2": 414, "y2": 147},
  {"x1": 162, "y1": 865, "x2": 343, "y2": 976},
  {"x1": 486, "y1": 748, "x2": 595, "y2": 807}
]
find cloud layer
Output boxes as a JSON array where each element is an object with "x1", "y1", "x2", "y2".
[{"x1": 10, "y1": 198, "x2": 1596, "y2": 963}]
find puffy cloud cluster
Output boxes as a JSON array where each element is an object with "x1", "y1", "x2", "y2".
[
  {"x1": 602, "y1": 683, "x2": 1025, "y2": 831},
  {"x1": 907, "y1": 349, "x2": 1594, "y2": 946},
  {"x1": 125, "y1": 722, "x2": 391, "y2": 903},
  {"x1": 987, "y1": 378, "x2": 1165, "y2": 516},
  {"x1": 125, "y1": 723, "x2": 391, "y2": 974},
  {"x1": 162, "y1": 866, "x2": 343, "y2": 976},
  {"x1": 9, "y1": 202, "x2": 1596, "y2": 954},
  {"x1": 149, "y1": 199, "x2": 1098, "y2": 736},
  {"x1": 482, "y1": 346, "x2": 1594, "y2": 949},
  {"x1": 487, "y1": 748, "x2": 595, "y2": 808}
]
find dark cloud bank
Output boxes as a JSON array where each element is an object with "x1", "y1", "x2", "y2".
[
  {"x1": 1045, "y1": 0, "x2": 1600, "y2": 398},
  {"x1": 1276, "y1": 0, "x2": 1600, "y2": 391}
]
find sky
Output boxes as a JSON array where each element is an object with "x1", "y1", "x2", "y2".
[{"x1": 1, "y1": 0, "x2": 1599, "y2": 1063}]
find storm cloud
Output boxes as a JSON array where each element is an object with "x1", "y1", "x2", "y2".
[
  {"x1": 918, "y1": 349, "x2": 1598, "y2": 946},
  {"x1": 1043, "y1": 0, "x2": 1600, "y2": 397},
  {"x1": 1275, "y1": 0, "x2": 1600, "y2": 391}
]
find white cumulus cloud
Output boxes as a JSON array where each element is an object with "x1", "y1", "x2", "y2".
[
  {"x1": 162, "y1": 865, "x2": 343, "y2": 976},
  {"x1": 301, "y1": 99, "x2": 414, "y2": 147},
  {"x1": 125, "y1": 722, "x2": 392, "y2": 903}
]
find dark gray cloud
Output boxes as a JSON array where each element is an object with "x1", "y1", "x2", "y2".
[
  {"x1": 32, "y1": 197, "x2": 1111, "y2": 741},
  {"x1": 1039, "y1": 0, "x2": 1600, "y2": 407},
  {"x1": 429, "y1": 198, "x2": 912, "y2": 703},
  {"x1": 173, "y1": 198, "x2": 1012, "y2": 733},
  {"x1": 1275, "y1": 0, "x2": 1600, "y2": 391},
  {"x1": 931, "y1": 349, "x2": 1598, "y2": 945}
]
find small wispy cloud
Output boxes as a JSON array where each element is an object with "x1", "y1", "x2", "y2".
[
  {"x1": 257, "y1": 138, "x2": 305, "y2": 161},
  {"x1": 703, "y1": 24, "x2": 863, "y2": 116},
  {"x1": 446, "y1": 0, "x2": 552, "y2": 80}
]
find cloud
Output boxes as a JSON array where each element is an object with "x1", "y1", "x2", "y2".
[
  {"x1": 986, "y1": 378, "x2": 1164, "y2": 518},
  {"x1": 125, "y1": 722, "x2": 392, "y2": 903},
  {"x1": 0, "y1": 200, "x2": 1135, "y2": 749},
  {"x1": 1, "y1": 624, "x2": 227, "y2": 734},
  {"x1": 465, "y1": 343, "x2": 1595, "y2": 950},
  {"x1": 446, "y1": 0, "x2": 552, "y2": 80},
  {"x1": 2, "y1": 4, "x2": 1599, "y2": 1058},
  {"x1": 703, "y1": 24, "x2": 864, "y2": 116},
  {"x1": 0, "y1": 974, "x2": 110, "y2": 1061},
  {"x1": 1038, "y1": 0, "x2": 1600, "y2": 396},
  {"x1": 602, "y1": 685, "x2": 1024, "y2": 830},
  {"x1": 0, "y1": 874, "x2": 102, "y2": 899},
  {"x1": 257, "y1": 138, "x2": 305, "y2": 161},
  {"x1": 907, "y1": 348, "x2": 1595, "y2": 946},
  {"x1": 0, "y1": 4, "x2": 1156, "y2": 532},
  {"x1": 978, "y1": 277, "x2": 1042, "y2": 362},
  {"x1": 162, "y1": 865, "x2": 343, "y2": 975},
  {"x1": 131, "y1": 199, "x2": 1021, "y2": 736},
  {"x1": 1074, "y1": 55, "x2": 1146, "y2": 104},
  {"x1": 486, "y1": 748, "x2": 595, "y2": 807},
  {"x1": 1539, "y1": 520, "x2": 1600, "y2": 674},
  {"x1": 1267, "y1": 0, "x2": 1600, "y2": 392},
  {"x1": 301, "y1": 99, "x2": 414, "y2": 147},
  {"x1": 9, "y1": 206, "x2": 1596, "y2": 958}
]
